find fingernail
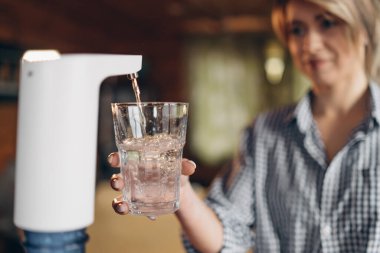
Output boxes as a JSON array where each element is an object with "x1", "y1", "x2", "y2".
[
  {"x1": 107, "y1": 153, "x2": 115, "y2": 164},
  {"x1": 116, "y1": 202, "x2": 127, "y2": 213},
  {"x1": 110, "y1": 177, "x2": 120, "y2": 190},
  {"x1": 185, "y1": 159, "x2": 197, "y2": 168}
]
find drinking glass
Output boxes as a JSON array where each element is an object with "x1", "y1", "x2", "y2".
[{"x1": 111, "y1": 102, "x2": 188, "y2": 216}]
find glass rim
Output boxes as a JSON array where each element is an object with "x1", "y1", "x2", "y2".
[{"x1": 111, "y1": 102, "x2": 189, "y2": 106}]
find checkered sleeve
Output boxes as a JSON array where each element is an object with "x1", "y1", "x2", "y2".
[{"x1": 183, "y1": 127, "x2": 256, "y2": 252}]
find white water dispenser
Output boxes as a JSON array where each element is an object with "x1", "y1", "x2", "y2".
[{"x1": 14, "y1": 50, "x2": 142, "y2": 232}]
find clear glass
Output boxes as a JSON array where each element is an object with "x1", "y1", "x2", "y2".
[{"x1": 111, "y1": 102, "x2": 188, "y2": 216}]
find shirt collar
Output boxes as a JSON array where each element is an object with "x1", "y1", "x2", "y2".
[
  {"x1": 284, "y1": 90, "x2": 314, "y2": 134},
  {"x1": 285, "y1": 81, "x2": 380, "y2": 132},
  {"x1": 368, "y1": 81, "x2": 380, "y2": 126}
]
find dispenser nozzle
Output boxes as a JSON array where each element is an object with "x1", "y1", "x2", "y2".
[{"x1": 127, "y1": 72, "x2": 139, "y2": 80}]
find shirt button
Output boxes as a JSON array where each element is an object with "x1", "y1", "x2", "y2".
[{"x1": 321, "y1": 225, "x2": 331, "y2": 238}]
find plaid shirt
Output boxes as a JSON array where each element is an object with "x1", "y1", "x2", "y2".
[{"x1": 184, "y1": 83, "x2": 380, "y2": 253}]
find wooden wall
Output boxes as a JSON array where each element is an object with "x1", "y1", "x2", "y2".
[{"x1": 0, "y1": 102, "x2": 17, "y2": 172}]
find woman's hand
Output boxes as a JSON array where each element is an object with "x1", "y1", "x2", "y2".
[{"x1": 108, "y1": 152, "x2": 197, "y2": 215}]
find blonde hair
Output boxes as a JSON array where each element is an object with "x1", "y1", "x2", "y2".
[{"x1": 271, "y1": 0, "x2": 380, "y2": 82}]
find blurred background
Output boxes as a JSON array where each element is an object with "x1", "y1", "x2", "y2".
[{"x1": 0, "y1": 0, "x2": 310, "y2": 252}]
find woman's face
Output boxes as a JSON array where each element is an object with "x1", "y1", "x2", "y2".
[{"x1": 285, "y1": 0, "x2": 366, "y2": 90}]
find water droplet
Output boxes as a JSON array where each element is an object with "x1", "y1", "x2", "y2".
[{"x1": 147, "y1": 215, "x2": 157, "y2": 221}]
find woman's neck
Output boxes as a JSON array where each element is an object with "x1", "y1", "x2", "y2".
[
  {"x1": 311, "y1": 73, "x2": 369, "y2": 117},
  {"x1": 311, "y1": 73, "x2": 371, "y2": 163}
]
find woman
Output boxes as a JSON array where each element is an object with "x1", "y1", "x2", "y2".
[{"x1": 109, "y1": 0, "x2": 380, "y2": 252}]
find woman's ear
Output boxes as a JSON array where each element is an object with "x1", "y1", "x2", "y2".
[
  {"x1": 356, "y1": 29, "x2": 369, "y2": 59},
  {"x1": 360, "y1": 29, "x2": 369, "y2": 47}
]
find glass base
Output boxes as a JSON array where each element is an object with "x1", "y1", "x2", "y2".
[{"x1": 128, "y1": 200, "x2": 179, "y2": 216}]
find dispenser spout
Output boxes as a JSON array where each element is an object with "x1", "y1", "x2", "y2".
[{"x1": 127, "y1": 72, "x2": 139, "y2": 80}]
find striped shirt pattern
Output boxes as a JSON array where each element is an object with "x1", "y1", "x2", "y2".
[{"x1": 183, "y1": 83, "x2": 380, "y2": 253}]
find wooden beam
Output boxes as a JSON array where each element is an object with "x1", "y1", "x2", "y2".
[
  {"x1": 182, "y1": 15, "x2": 271, "y2": 34},
  {"x1": 0, "y1": 0, "x2": 181, "y2": 52}
]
